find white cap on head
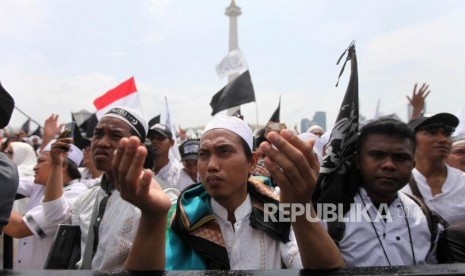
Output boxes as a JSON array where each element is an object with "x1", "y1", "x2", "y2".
[
  {"x1": 43, "y1": 140, "x2": 84, "y2": 166},
  {"x1": 203, "y1": 115, "x2": 254, "y2": 152},
  {"x1": 452, "y1": 134, "x2": 465, "y2": 147},
  {"x1": 101, "y1": 106, "x2": 148, "y2": 141},
  {"x1": 307, "y1": 125, "x2": 325, "y2": 133}
]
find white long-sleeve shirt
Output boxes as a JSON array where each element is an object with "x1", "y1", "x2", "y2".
[{"x1": 16, "y1": 178, "x2": 87, "y2": 269}]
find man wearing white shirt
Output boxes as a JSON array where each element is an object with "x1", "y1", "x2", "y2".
[
  {"x1": 177, "y1": 139, "x2": 200, "y2": 191},
  {"x1": 324, "y1": 118, "x2": 437, "y2": 267},
  {"x1": 3, "y1": 141, "x2": 86, "y2": 269},
  {"x1": 147, "y1": 123, "x2": 184, "y2": 190},
  {"x1": 402, "y1": 113, "x2": 465, "y2": 225},
  {"x1": 43, "y1": 107, "x2": 150, "y2": 271},
  {"x1": 115, "y1": 115, "x2": 344, "y2": 271}
]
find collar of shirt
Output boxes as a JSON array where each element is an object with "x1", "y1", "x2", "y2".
[
  {"x1": 413, "y1": 165, "x2": 458, "y2": 199},
  {"x1": 157, "y1": 159, "x2": 181, "y2": 178},
  {"x1": 357, "y1": 187, "x2": 401, "y2": 209},
  {"x1": 99, "y1": 174, "x2": 114, "y2": 195},
  {"x1": 63, "y1": 179, "x2": 80, "y2": 190},
  {"x1": 211, "y1": 194, "x2": 251, "y2": 223}
]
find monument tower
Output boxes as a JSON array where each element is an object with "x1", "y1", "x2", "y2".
[{"x1": 225, "y1": 0, "x2": 242, "y2": 116}]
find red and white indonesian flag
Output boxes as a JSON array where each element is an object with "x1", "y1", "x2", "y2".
[{"x1": 93, "y1": 77, "x2": 143, "y2": 119}]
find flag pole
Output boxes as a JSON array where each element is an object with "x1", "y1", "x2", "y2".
[{"x1": 14, "y1": 106, "x2": 42, "y2": 127}]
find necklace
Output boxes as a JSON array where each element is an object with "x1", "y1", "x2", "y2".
[{"x1": 358, "y1": 192, "x2": 416, "y2": 266}]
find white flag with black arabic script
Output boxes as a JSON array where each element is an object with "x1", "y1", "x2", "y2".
[{"x1": 215, "y1": 49, "x2": 248, "y2": 79}]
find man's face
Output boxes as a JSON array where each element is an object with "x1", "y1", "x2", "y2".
[
  {"x1": 447, "y1": 142, "x2": 465, "y2": 172},
  {"x1": 415, "y1": 126, "x2": 453, "y2": 161},
  {"x1": 198, "y1": 129, "x2": 255, "y2": 202},
  {"x1": 182, "y1": 159, "x2": 198, "y2": 182},
  {"x1": 33, "y1": 152, "x2": 51, "y2": 185},
  {"x1": 310, "y1": 130, "x2": 324, "y2": 137},
  {"x1": 91, "y1": 117, "x2": 133, "y2": 173},
  {"x1": 357, "y1": 134, "x2": 415, "y2": 203},
  {"x1": 149, "y1": 134, "x2": 173, "y2": 158}
]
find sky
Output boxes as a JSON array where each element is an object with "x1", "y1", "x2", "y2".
[{"x1": 2, "y1": 0, "x2": 465, "y2": 133}]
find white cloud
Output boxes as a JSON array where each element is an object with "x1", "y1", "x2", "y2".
[
  {"x1": 0, "y1": 1, "x2": 47, "y2": 38},
  {"x1": 148, "y1": 0, "x2": 172, "y2": 15},
  {"x1": 366, "y1": 9, "x2": 465, "y2": 70}
]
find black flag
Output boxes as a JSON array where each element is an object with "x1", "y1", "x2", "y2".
[
  {"x1": 21, "y1": 119, "x2": 30, "y2": 134},
  {"x1": 210, "y1": 70, "x2": 255, "y2": 116},
  {"x1": 268, "y1": 97, "x2": 281, "y2": 123},
  {"x1": 80, "y1": 113, "x2": 98, "y2": 138},
  {"x1": 148, "y1": 114, "x2": 161, "y2": 128},
  {"x1": 31, "y1": 126, "x2": 42, "y2": 137},
  {"x1": 312, "y1": 42, "x2": 359, "y2": 215},
  {"x1": 0, "y1": 81, "x2": 15, "y2": 129}
]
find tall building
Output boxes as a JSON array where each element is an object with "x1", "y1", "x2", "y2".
[
  {"x1": 300, "y1": 118, "x2": 313, "y2": 133},
  {"x1": 313, "y1": 111, "x2": 326, "y2": 130},
  {"x1": 300, "y1": 111, "x2": 327, "y2": 133}
]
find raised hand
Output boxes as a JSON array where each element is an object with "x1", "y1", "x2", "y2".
[
  {"x1": 40, "y1": 114, "x2": 65, "y2": 153},
  {"x1": 49, "y1": 137, "x2": 72, "y2": 166},
  {"x1": 407, "y1": 83, "x2": 430, "y2": 120},
  {"x1": 44, "y1": 114, "x2": 64, "y2": 139},
  {"x1": 112, "y1": 136, "x2": 171, "y2": 217},
  {"x1": 259, "y1": 129, "x2": 319, "y2": 205},
  {"x1": 259, "y1": 129, "x2": 344, "y2": 269}
]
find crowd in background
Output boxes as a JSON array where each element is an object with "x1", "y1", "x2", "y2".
[{"x1": 0, "y1": 82, "x2": 464, "y2": 271}]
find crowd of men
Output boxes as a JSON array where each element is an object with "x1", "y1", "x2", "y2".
[{"x1": 0, "y1": 81, "x2": 464, "y2": 271}]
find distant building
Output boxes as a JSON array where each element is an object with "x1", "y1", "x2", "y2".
[
  {"x1": 300, "y1": 118, "x2": 313, "y2": 133},
  {"x1": 300, "y1": 111, "x2": 327, "y2": 133},
  {"x1": 313, "y1": 111, "x2": 326, "y2": 130}
]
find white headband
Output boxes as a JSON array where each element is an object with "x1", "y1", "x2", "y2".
[{"x1": 203, "y1": 115, "x2": 254, "y2": 152}]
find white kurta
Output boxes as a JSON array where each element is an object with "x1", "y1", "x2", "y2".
[
  {"x1": 331, "y1": 188, "x2": 433, "y2": 267},
  {"x1": 211, "y1": 195, "x2": 302, "y2": 269},
  {"x1": 402, "y1": 165, "x2": 465, "y2": 225},
  {"x1": 71, "y1": 185, "x2": 141, "y2": 272}
]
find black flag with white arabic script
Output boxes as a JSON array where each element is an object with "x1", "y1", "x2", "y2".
[
  {"x1": 312, "y1": 42, "x2": 359, "y2": 215},
  {"x1": 210, "y1": 70, "x2": 256, "y2": 116}
]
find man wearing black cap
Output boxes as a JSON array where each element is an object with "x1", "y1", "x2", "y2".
[
  {"x1": 147, "y1": 123, "x2": 184, "y2": 190},
  {"x1": 177, "y1": 139, "x2": 200, "y2": 190},
  {"x1": 402, "y1": 113, "x2": 465, "y2": 225}
]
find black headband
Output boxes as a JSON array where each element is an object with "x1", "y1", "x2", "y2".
[{"x1": 102, "y1": 107, "x2": 147, "y2": 141}]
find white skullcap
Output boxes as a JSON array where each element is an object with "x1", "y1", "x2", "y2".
[
  {"x1": 452, "y1": 134, "x2": 465, "y2": 147},
  {"x1": 43, "y1": 139, "x2": 84, "y2": 166},
  {"x1": 100, "y1": 106, "x2": 148, "y2": 141},
  {"x1": 307, "y1": 125, "x2": 325, "y2": 133},
  {"x1": 203, "y1": 115, "x2": 254, "y2": 152}
]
